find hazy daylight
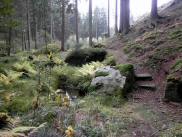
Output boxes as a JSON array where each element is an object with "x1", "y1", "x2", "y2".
[{"x1": 0, "y1": 0, "x2": 182, "y2": 136}]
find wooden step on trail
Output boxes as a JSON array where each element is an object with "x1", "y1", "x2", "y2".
[
  {"x1": 138, "y1": 83, "x2": 156, "y2": 91},
  {"x1": 135, "y1": 73, "x2": 153, "y2": 81}
]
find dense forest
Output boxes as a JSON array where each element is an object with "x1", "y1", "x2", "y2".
[{"x1": 0, "y1": 0, "x2": 182, "y2": 137}]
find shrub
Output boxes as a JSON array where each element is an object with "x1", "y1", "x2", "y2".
[
  {"x1": 53, "y1": 62, "x2": 103, "y2": 96},
  {"x1": 93, "y1": 43, "x2": 105, "y2": 48},
  {"x1": 103, "y1": 56, "x2": 116, "y2": 66},
  {"x1": 13, "y1": 61, "x2": 37, "y2": 75},
  {"x1": 65, "y1": 48, "x2": 107, "y2": 66},
  {"x1": 5, "y1": 96, "x2": 32, "y2": 114},
  {"x1": 34, "y1": 43, "x2": 60, "y2": 55}
]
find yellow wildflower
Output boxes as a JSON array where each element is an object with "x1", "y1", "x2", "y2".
[{"x1": 65, "y1": 126, "x2": 75, "y2": 137}]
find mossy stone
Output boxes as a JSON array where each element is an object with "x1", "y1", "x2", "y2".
[{"x1": 116, "y1": 64, "x2": 135, "y2": 97}]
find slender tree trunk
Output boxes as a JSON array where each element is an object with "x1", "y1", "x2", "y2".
[
  {"x1": 32, "y1": 0, "x2": 38, "y2": 49},
  {"x1": 34, "y1": 18, "x2": 38, "y2": 49},
  {"x1": 26, "y1": 0, "x2": 31, "y2": 51},
  {"x1": 61, "y1": 0, "x2": 65, "y2": 51},
  {"x1": 115, "y1": 0, "x2": 118, "y2": 33},
  {"x1": 7, "y1": 27, "x2": 12, "y2": 56},
  {"x1": 108, "y1": 0, "x2": 110, "y2": 37},
  {"x1": 43, "y1": 0, "x2": 47, "y2": 48},
  {"x1": 50, "y1": 0, "x2": 53, "y2": 41},
  {"x1": 151, "y1": 0, "x2": 158, "y2": 18},
  {"x1": 96, "y1": 20, "x2": 98, "y2": 40},
  {"x1": 89, "y1": 0, "x2": 92, "y2": 47},
  {"x1": 22, "y1": 30, "x2": 24, "y2": 51},
  {"x1": 75, "y1": 0, "x2": 79, "y2": 45}
]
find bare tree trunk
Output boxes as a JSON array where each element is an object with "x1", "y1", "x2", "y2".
[
  {"x1": 61, "y1": 0, "x2": 65, "y2": 51},
  {"x1": 89, "y1": 0, "x2": 92, "y2": 47},
  {"x1": 32, "y1": 0, "x2": 38, "y2": 49},
  {"x1": 26, "y1": 0, "x2": 31, "y2": 51},
  {"x1": 123, "y1": 0, "x2": 130, "y2": 34},
  {"x1": 75, "y1": 0, "x2": 79, "y2": 45},
  {"x1": 119, "y1": 0, "x2": 130, "y2": 34},
  {"x1": 7, "y1": 28, "x2": 12, "y2": 56},
  {"x1": 119, "y1": 0, "x2": 123, "y2": 33},
  {"x1": 96, "y1": 19, "x2": 98, "y2": 40},
  {"x1": 50, "y1": 0, "x2": 53, "y2": 41},
  {"x1": 34, "y1": 18, "x2": 38, "y2": 49},
  {"x1": 22, "y1": 30, "x2": 24, "y2": 51},
  {"x1": 108, "y1": 0, "x2": 110, "y2": 37},
  {"x1": 151, "y1": 0, "x2": 158, "y2": 18},
  {"x1": 115, "y1": 0, "x2": 118, "y2": 33},
  {"x1": 43, "y1": 0, "x2": 47, "y2": 49}
]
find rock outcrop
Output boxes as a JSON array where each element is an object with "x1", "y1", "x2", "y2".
[{"x1": 91, "y1": 66, "x2": 126, "y2": 95}]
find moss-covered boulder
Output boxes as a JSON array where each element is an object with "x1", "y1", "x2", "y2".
[
  {"x1": 164, "y1": 60, "x2": 182, "y2": 102},
  {"x1": 91, "y1": 64, "x2": 135, "y2": 97},
  {"x1": 91, "y1": 66, "x2": 126, "y2": 95},
  {"x1": 65, "y1": 48, "x2": 107, "y2": 66},
  {"x1": 116, "y1": 64, "x2": 135, "y2": 96}
]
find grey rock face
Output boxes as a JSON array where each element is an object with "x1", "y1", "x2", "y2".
[{"x1": 91, "y1": 66, "x2": 126, "y2": 94}]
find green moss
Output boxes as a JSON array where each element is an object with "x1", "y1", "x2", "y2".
[
  {"x1": 103, "y1": 55, "x2": 116, "y2": 66},
  {"x1": 116, "y1": 64, "x2": 134, "y2": 76},
  {"x1": 143, "y1": 31, "x2": 161, "y2": 40},
  {"x1": 95, "y1": 71, "x2": 109, "y2": 77},
  {"x1": 123, "y1": 42, "x2": 144, "y2": 57},
  {"x1": 116, "y1": 64, "x2": 135, "y2": 96},
  {"x1": 171, "y1": 60, "x2": 182, "y2": 72}
]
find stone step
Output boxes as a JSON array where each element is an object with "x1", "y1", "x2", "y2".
[
  {"x1": 138, "y1": 83, "x2": 156, "y2": 91},
  {"x1": 135, "y1": 73, "x2": 153, "y2": 81}
]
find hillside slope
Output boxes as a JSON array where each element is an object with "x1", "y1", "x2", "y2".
[{"x1": 107, "y1": 0, "x2": 182, "y2": 99}]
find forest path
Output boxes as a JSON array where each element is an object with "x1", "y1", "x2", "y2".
[{"x1": 105, "y1": 37, "x2": 182, "y2": 137}]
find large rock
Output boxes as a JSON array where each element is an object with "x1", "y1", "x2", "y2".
[{"x1": 91, "y1": 66, "x2": 126, "y2": 95}]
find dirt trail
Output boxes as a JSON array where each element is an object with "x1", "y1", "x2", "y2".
[{"x1": 106, "y1": 37, "x2": 182, "y2": 137}]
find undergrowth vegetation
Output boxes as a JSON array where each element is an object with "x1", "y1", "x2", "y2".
[{"x1": 0, "y1": 43, "x2": 133, "y2": 136}]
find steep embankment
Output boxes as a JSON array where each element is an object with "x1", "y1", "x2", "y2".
[
  {"x1": 107, "y1": 0, "x2": 182, "y2": 102},
  {"x1": 106, "y1": 1, "x2": 182, "y2": 136}
]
